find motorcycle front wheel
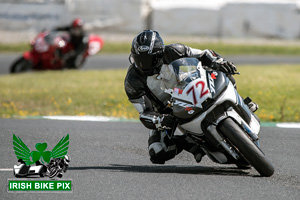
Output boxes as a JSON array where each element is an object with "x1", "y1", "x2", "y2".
[
  {"x1": 10, "y1": 57, "x2": 32, "y2": 73},
  {"x1": 48, "y1": 167, "x2": 60, "y2": 178},
  {"x1": 219, "y1": 118, "x2": 274, "y2": 177}
]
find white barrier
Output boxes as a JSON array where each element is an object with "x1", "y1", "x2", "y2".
[
  {"x1": 152, "y1": 6, "x2": 221, "y2": 37},
  {"x1": 0, "y1": 2, "x2": 69, "y2": 31},
  {"x1": 0, "y1": 1, "x2": 70, "y2": 42},
  {"x1": 0, "y1": 0, "x2": 145, "y2": 42},
  {"x1": 152, "y1": 0, "x2": 300, "y2": 39},
  {"x1": 66, "y1": 0, "x2": 144, "y2": 32},
  {"x1": 1, "y1": 0, "x2": 300, "y2": 43},
  {"x1": 221, "y1": 2, "x2": 300, "y2": 39}
]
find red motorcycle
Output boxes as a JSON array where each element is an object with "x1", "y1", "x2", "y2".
[{"x1": 10, "y1": 30, "x2": 104, "y2": 73}]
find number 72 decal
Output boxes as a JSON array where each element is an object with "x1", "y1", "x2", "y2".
[{"x1": 186, "y1": 81, "x2": 209, "y2": 105}]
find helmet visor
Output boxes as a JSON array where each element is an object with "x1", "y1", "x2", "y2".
[{"x1": 132, "y1": 52, "x2": 163, "y2": 75}]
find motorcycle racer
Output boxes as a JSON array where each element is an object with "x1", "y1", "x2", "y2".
[
  {"x1": 124, "y1": 30, "x2": 246, "y2": 164},
  {"x1": 54, "y1": 18, "x2": 89, "y2": 69}
]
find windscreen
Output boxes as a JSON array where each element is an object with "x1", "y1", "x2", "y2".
[{"x1": 168, "y1": 57, "x2": 201, "y2": 90}]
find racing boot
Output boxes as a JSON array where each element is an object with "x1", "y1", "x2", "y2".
[
  {"x1": 173, "y1": 135, "x2": 205, "y2": 163},
  {"x1": 189, "y1": 144, "x2": 205, "y2": 163}
]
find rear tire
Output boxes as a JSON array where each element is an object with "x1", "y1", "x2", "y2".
[
  {"x1": 219, "y1": 118, "x2": 274, "y2": 177},
  {"x1": 10, "y1": 57, "x2": 32, "y2": 73}
]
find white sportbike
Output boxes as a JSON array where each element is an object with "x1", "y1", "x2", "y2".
[{"x1": 164, "y1": 57, "x2": 274, "y2": 177}]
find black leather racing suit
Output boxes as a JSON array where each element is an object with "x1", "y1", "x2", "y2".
[{"x1": 124, "y1": 43, "x2": 225, "y2": 164}]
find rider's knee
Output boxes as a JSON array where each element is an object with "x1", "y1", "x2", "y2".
[{"x1": 148, "y1": 130, "x2": 177, "y2": 164}]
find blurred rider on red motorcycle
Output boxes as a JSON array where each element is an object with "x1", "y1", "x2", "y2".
[
  {"x1": 124, "y1": 30, "x2": 258, "y2": 165},
  {"x1": 54, "y1": 18, "x2": 88, "y2": 69}
]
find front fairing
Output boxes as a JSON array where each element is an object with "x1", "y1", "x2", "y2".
[{"x1": 166, "y1": 58, "x2": 228, "y2": 120}]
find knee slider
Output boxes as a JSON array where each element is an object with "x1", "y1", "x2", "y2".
[{"x1": 148, "y1": 135, "x2": 177, "y2": 163}]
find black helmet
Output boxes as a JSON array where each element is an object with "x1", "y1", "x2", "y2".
[{"x1": 131, "y1": 30, "x2": 165, "y2": 75}]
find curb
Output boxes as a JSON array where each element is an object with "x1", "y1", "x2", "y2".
[
  {"x1": 12, "y1": 115, "x2": 139, "y2": 123},
  {"x1": 10, "y1": 115, "x2": 300, "y2": 128}
]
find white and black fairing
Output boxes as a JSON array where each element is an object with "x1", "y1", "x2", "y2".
[
  {"x1": 170, "y1": 58, "x2": 254, "y2": 127},
  {"x1": 173, "y1": 69, "x2": 230, "y2": 121},
  {"x1": 162, "y1": 58, "x2": 275, "y2": 176},
  {"x1": 167, "y1": 58, "x2": 261, "y2": 165}
]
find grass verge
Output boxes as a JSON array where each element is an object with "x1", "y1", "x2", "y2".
[
  {"x1": 2, "y1": 41, "x2": 300, "y2": 56},
  {"x1": 0, "y1": 65, "x2": 299, "y2": 122},
  {"x1": 235, "y1": 65, "x2": 300, "y2": 122}
]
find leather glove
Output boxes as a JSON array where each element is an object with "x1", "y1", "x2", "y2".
[
  {"x1": 211, "y1": 58, "x2": 237, "y2": 75},
  {"x1": 159, "y1": 114, "x2": 175, "y2": 129},
  {"x1": 140, "y1": 112, "x2": 175, "y2": 130}
]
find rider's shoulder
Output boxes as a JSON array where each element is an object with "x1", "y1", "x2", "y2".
[
  {"x1": 124, "y1": 64, "x2": 146, "y2": 99},
  {"x1": 125, "y1": 64, "x2": 144, "y2": 84},
  {"x1": 165, "y1": 43, "x2": 189, "y2": 53},
  {"x1": 164, "y1": 43, "x2": 191, "y2": 64},
  {"x1": 126, "y1": 64, "x2": 138, "y2": 76}
]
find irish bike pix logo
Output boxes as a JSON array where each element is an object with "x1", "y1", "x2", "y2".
[{"x1": 8, "y1": 134, "x2": 72, "y2": 192}]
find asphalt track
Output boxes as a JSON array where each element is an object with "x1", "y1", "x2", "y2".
[
  {"x1": 0, "y1": 118, "x2": 300, "y2": 200},
  {"x1": 1, "y1": 53, "x2": 300, "y2": 74},
  {"x1": 1, "y1": 54, "x2": 300, "y2": 199}
]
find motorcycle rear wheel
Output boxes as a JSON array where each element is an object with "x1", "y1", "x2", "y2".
[
  {"x1": 10, "y1": 57, "x2": 32, "y2": 73},
  {"x1": 219, "y1": 118, "x2": 274, "y2": 177}
]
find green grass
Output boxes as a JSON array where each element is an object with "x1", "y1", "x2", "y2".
[
  {"x1": 0, "y1": 43, "x2": 30, "y2": 53},
  {"x1": 0, "y1": 69, "x2": 138, "y2": 119},
  {"x1": 2, "y1": 41, "x2": 300, "y2": 56},
  {"x1": 0, "y1": 65, "x2": 299, "y2": 122},
  {"x1": 235, "y1": 65, "x2": 300, "y2": 122}
]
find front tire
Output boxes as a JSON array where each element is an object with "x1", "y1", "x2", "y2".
[
  {"x1": 48, "y1": 168, "x2": 59, "y2": 178},
  {"x1": 10, "y1": 57, "x2": 32, "y2": 73},
  {"x1": 219, "y1": 118, "x2": 274, "y2": 177}
]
